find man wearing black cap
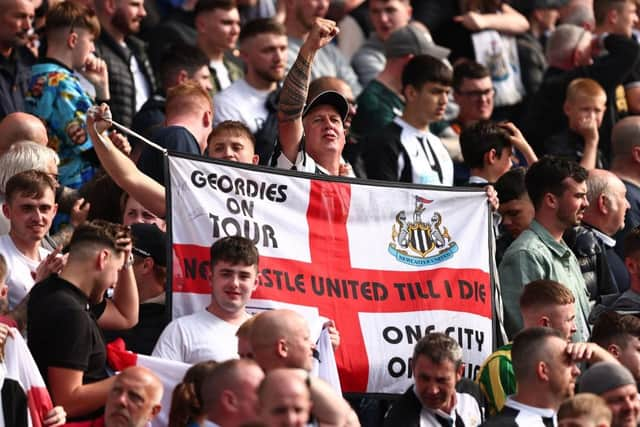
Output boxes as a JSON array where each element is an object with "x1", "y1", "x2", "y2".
[
  {"x1": 106, "y1": 223, "x2": 167, "y2": 355},
  {"x1": 275, "y1": 18, "x2": 353, "y2": 176}
]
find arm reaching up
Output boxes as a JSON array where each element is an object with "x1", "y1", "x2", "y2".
[
  {"x1": 86, "y1": 104, "x2": 166, "y2": 217},
  {"x1": 278, "y1": 18, "x2": 339, "y2": 162}
]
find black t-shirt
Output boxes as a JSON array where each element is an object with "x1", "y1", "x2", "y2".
[
  {"x1": 27, "y1": 275, "x2": 107, "y2": 421},
  {"x1": 137, "y1": 125, "x2": 201, "y2": 186}
]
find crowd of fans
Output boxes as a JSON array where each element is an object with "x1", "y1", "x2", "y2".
[{"x1": 1, "y1": 0, "x2": 640, "y2": 425}]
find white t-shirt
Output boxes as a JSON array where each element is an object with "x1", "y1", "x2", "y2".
[
  {"x1": 214, "y1": 79, "x2": 271, "y2": 134},
  {"x1": 210, "y1": 60, "x2": 232, "y2": 90},
  {"x1": 152, "y1": 309, "x2": 241, "y2": 364},
  {"x1": 128, "y1": 48, "x2": 151, "y2": 112},
  {"x1": 0, "y1": 235, "x2": 50, "y2": 309}
]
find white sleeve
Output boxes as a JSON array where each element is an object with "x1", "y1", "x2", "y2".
[{"x1": 151, "y1": 320, "x2": 186, "y2": 362}]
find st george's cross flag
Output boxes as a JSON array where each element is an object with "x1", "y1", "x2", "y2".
[
  {"x1": 1, "y1": 329, "x2": 54, "y2": 427},
  {"x1": 167, "y1": 153, "x2": 496, "y2": 394}
]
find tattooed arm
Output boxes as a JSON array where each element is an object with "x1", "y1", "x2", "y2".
[{"x1": 278, "y1": 18, "x2": 339, "y2": 162}]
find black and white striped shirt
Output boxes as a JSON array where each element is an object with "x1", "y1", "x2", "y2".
[{"x1": 481, "y1": 398, "x2": 556, "y2": 427}]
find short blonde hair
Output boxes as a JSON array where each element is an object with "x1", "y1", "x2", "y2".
[
  {"x1": 566, "y1": 78, "x2": 606, "y2": 103},
  {"x1": 165, "y1": 80, "x2": 212, "y2": 118},
  {"x1": 558, "y1": 393, "x2": 612, "y2": 425}
]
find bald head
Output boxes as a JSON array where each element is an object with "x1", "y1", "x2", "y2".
[
  {"x1": 612, "y1": 116, "x2": 640, "y2": 161},
  {"x1": 258, "y1": 368, "x2": 312, "y2": 427},
  {"x1": 583, "y1": 168, "x2": 630, "y2": 235},
  {"x1": 0, "y1": 113, "x2": 48, "y2": 154},
  {"x1": 105, "y1": 366, "x2": 163, "y2": 427},
  {"x1": 250, "y1": 310, "x2": 315, "y2": 372}
]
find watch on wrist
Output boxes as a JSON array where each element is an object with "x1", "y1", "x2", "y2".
[{"x1": 123, "y1": 253, "x2": 134, "y2": 269}]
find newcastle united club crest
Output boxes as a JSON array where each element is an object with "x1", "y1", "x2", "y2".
[{"x1": 388, "y1": 196, "x2": 458, "y2": 266}]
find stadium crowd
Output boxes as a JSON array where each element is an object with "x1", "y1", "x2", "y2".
[{"x1": 1, "y1": 0, "x2": 640, "y2": 425}]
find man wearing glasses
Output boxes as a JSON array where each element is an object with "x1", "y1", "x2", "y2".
[
  {"x1": 452, "y1": 60, "x2": 495, "y2": 130},
  {"x1": 436, "y1": 60, "x2": 495, "y2": 184}
]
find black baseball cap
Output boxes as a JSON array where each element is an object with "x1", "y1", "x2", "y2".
[
  {"x1": 302, "y1": 90, "x2": 350, "y2": 122},
  {"x1": 130, "y1": 223, "x2": 167, "y2": 267}
]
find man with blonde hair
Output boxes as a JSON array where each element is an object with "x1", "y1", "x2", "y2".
[
  {"x1": 558, "y1": 393, "x2": 613, "y2": 427},
  {"x1": 523, "y1": 23, "x2": 639, "y2": 157},
  {"x1": 137, "y1": 80, "x2": 213, "y2": 186},
  {"x1": 544, "y1": 78, "x2": 607, "y2": 170}
]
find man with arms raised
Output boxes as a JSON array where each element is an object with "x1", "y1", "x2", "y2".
[
  {"x1": 152, "y1": 235, "x2": 257, "y2": 363},
  {"x1": 276, "y1": 17, "x2": 352, "y2": 176},
  {"x1": 27, "y1": 220, "x2": 138, "y2": 422},
  {"x1": 88, "y1": 104, "x2": 259, "y2": 219},
  {"x1": 136, "y1": 80, "x2": 213, "y2": 186},
  {"x1": 482, "y1": 327, "x2": 582, "y2": 426},
  {"x1": 284, "y1": 0, "x2": 360, "y2": 95}
]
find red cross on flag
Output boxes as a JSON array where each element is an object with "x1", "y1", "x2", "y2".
[{"x1": 168, "y1": 154, "x2": 495, "y2": 394}]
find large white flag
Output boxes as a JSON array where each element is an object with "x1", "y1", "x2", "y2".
[{"x1": 167, "y1": 154, "x2": 495, "y2": 394}]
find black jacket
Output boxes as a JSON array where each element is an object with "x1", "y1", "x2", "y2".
[
  {"x1": 383, "y1": 379, "x2": 486, "y2": 427},
  {"x1": 564, "y1": 224, "x2": 619, "y2": 303},
  {"x1": 0, "y1": 46, "x2": 35, "y2": 120},
  {"x1": 95, "y1": 32, "x2": 157, "y2": 128}
]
